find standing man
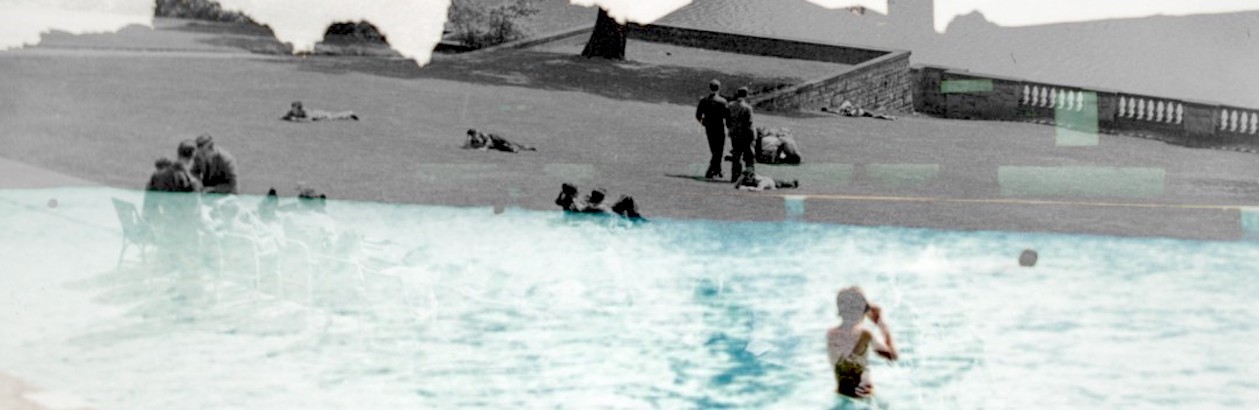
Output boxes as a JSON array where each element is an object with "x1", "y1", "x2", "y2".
[
  {"x1": 695, "y1": 79, "x2": 729, "y2": 180},
  {"x1": 726, "y1": 87, "x2": 756, "y2": 182},
  {"x1": 192, "y1": 133, "x2": 238, "y2": 194}
]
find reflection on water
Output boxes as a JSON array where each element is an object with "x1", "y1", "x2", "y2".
[{"x1": 2, "y1": 187, "x2": 1258, "y2": 409}]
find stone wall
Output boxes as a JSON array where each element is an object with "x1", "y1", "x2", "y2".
[
  {"x1": 624, "y1": 24, "x2": 912, "y2": 113},
  {"x1": 625, "y1": 24, "x2": 888, "y2": 65},
  {"x1": 751, "y1": 52, "x2": 912, "y2": 113},
  {"x1": 488, "y1": 23, "x2": 914, "y2": 113},
  {"x1": 912, "y1": 65, "x2": 1259, "y2": 152}
]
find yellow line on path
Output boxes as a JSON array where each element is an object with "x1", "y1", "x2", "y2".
[{"x1": 758, "y1": 193, "x2": 1256, "y2": 211}]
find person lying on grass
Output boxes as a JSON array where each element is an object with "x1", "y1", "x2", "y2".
[
  {"x1": 464, "y1": 128, "x2": 536, "y2": 153},
  {"x1": 822, "y1": 100, "x2": 897, "y2": 120},
  {"x1": 733, "y1": 170, "x2": 799, "y2": 191},
  {"x1": 281, "y1": 101, "x2": 360, "y2": 122}
]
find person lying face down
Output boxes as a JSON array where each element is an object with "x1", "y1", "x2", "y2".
[
  {"x1": 733, "y1": 170, "x2": 799, "y2": 192},
  {"x1": 281, "y1": 100, "x2": 360, "y2": 122},
  {"x1": 823, "y1": 101, "x2": 897, "y2": 120},
  {"x1": 463, "y1": 129, "x2": 536, "y2": 153}
]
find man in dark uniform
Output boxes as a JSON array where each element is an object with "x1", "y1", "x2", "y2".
[
  {"x1": 695, "y1": 79, "x2": 729, "y2": 179},
  {"x1": 726, "y1": 87, "x2": 756, "y2": 182},
  {"x1": 191, "y1": 133, "x2": 238, "y2": 194}
]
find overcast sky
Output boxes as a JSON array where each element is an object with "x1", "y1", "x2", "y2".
[{"x1": 2, "y1": 0, "x2": 1257, "y2": 63}]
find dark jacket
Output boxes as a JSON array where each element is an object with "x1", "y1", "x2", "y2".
[
  {"x1": 192, "y1": 148, "x2": 238, "y2": 194},
  {"x1": 727, "y1": 99, "x2": 754, "y2": 132},
  {"x1": 143, "y1": 161, "x2": 202, "y2": 228},
  {"x1": 696, "y1": 93, "x2": 729, "y2": 131}
]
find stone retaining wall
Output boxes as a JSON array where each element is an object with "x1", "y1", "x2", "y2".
[{"x1": 913, "y1": 65, "x2": 1259, "y2": 151}]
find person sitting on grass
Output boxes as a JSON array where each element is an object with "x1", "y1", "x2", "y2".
[
  {"x1": 610, "y1": 195, "x2": 646, "y2": 222},
  {"x1": 733, "y1": 170, "x2": 799, "y2": 192},
  {"x1": 555, "y1": 183, "x2": 585, "y2": 212},
  {"x1": 281, "y1": 101, "x2": 360, "y2": 122},
  {"x1": 580, "y1": 188, "x2": 612, "y2": 214},
  {"x1": 822, "y1": 100, "x2": 897, "y2": 120},
  {"x1": 828, "y1": 286, "x2": 898, "y2": 399},
  {"x1": 464, "y1": 128, "x2": 536, "y2": 153},
  {"x1": 756, "y1": 127, "x2": 802, "y2": 165},
  {"x1": 154, "y1": 157, "x2": 173, "y2": 171}
]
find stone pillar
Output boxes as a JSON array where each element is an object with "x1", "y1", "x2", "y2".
[
  {"x1": 1182, "y1": 100, "x2": 1220, "y2": 147},
  {"x1": 913, "y1": 65, "x2": 946, "y2": 116}
]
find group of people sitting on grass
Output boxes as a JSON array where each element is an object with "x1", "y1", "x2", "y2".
[
  {"x1": 141, "y1": 132, "x2": 365, "y2": 276},
  {"x1": 554, "y1": 183, "x2": 644, "y2": 221},
  {"x1": 729, "y1": 127, "x2": 803, "y2": 165}
]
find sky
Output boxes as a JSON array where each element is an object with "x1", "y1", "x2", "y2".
[{"x1": 2, "y1": 0, "x2": 1257, "y2": 64}]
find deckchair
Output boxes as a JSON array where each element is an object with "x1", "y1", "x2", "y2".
[{"x1": 110, "y1": 197, "x2": 154, "y2": 266}]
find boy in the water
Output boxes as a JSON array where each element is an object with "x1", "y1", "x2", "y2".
[{"x1": 827, "y1": 286, "x2": 898, "y2": 398}]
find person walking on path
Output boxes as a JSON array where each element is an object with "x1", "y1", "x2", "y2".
[
  {"x1": 726, "y1": 87, "x2": 756, "y2": 182},
  {"x1": 192, "y1": 133, "x2": 238, "y2": 195},
  {"x1": 695, "y1": 79, "x2": 729, "y2": 179}
]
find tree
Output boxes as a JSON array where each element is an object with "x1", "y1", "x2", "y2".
[
  {"x1": 581, "y1": 8, "x2": 627, "y2": 60},
  {"x1": 447, "y1": 0, "x2": 539, "y2": 49}
]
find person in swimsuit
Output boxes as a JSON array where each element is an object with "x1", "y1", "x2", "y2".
[{"x1": 826, "y1": 286, "x2": 898, "y2": 398}]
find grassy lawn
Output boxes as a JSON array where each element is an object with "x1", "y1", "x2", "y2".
[{"x1": 1, "y1": 21, "x2": 1256, "y2": 239}]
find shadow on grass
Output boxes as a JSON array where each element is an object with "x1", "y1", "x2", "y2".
[{"x1": 269, "y1": 49, "x2": 804, "y2": 107}]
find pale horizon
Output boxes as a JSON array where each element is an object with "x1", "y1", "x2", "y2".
[{"x1": 3, "y1": 0, "x2": 1258, "y2": 65}]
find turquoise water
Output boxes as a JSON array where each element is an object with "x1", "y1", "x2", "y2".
[{"x1": 2, "y1": 187, "x2": 1258, "y2": 409}]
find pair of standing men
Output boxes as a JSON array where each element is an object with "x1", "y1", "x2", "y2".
[{"x1": 695, "y1": 80, "x2": 755, "y2": 182}]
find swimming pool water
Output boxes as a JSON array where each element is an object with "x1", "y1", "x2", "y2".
[{"x1": 1, "y1": 187, "x2": 1257, "y2": 409}]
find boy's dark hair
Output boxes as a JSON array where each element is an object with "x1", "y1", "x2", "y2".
[
  {"x1": 155, "y1": 157, "x2": 172, "y2": 170},
  {"x1": 177, "y1": 140, "x2": 197, "y2": 159}
]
